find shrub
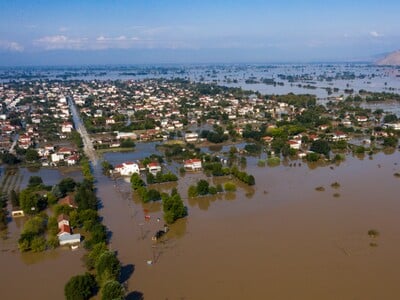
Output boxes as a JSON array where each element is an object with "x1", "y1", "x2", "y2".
[{"x1": 224, "y1": 182, "x2": 236, "y2": 192}]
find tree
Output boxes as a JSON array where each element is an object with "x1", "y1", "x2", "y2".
[
  {"x1": 19, "y1": 189, "x2": 40, "y2": 214},
  {"x1": 310, "y1": 140, "x2": 331, "y2": 157},
  {"x1": 9, "y1": 189, "x2": 19, "y2": 208},
  {"x1": 25, "y1": 149, "x2": 39, "y2": 162},
  {"x1": 75, "y1": 185, "x2": 98, "y2": 210},
  {"x1": 101, "y1": 280, "x2": 125, "y2": 300},
  {"x1": 58, "y1": 178, "x2": 76, "y2": 195},
  {"x1": 85, "y1": 242, "x2": 108, "y2": 270},
  {"x1": 163, "y1": 191, "x2": 187, "y2": 224},
  {"x1": 383, "y1": 114, "x2": 398, "y2": 124},
  {"x1": 0, "y1": 152, "x2": 20, "y2": 164},
  {"x1": 383, "y1": 136, "x2": 398, "y2": 148},
  {"x1": 64, "y1": 273, "x2": 97, "y2": 300},
  {"x1": 28, "y1": 176, "x2": 43, "y2": 188},
  {"x1": 130, "y1": 173, "x2": 145, "y2": 190},
  {"x1": 196, "y1": 180, "x2": 209, "y2": 196},
  {"x1": 95, "y1": 251, "x2": 121, "y2": 286}
]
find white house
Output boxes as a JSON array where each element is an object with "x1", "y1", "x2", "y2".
[
  {"x1": 51, "y1": 153, "x2": 64, "y2": 163},
  {"x1": 61, "y1": 122, "x2": 74, "y2": 133},
  {"x1": 184, "y1": 132, "x2": 199, "y2": 143},
  {"x1": 147, "y1": 162, "x2": 162, "y2": 174},
  {"x1": 59, "y1": 233, "x2": 81, "y2": 246},
  {"x1": 332, "y1": 131, "x2": 348, "y2": 141},
  {"x1": 288, "y1": 139, "x2": 301, "y2": 150},
  {"x1": 184, "y1": 159, "x2": 202, "y2": 171},
  {"x1": 115, "y1": 162, "x2": 140, "y2": 176},
  {"x1": 384, "y1": 123, "x2": 400, "y2": 130}
]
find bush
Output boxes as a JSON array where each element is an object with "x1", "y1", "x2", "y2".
[
  {"x1": 354, "y1": 146, "x2": 366, "y2": 154},
  {"x1": 306, "y1": 152, "x2": 320, "y2": 162},
  {"x1": 187, "y1": 185, "x2": 198, "y2": 198},
  {"x1": 224, "y1": 182, "x2": 237, "y2": 192},
  {"x1": 209, "y1": 186, "x2": 218, "y2": 195},
  {"x1": 267, "y1": 156, "x2": 280, "y2": 166}
]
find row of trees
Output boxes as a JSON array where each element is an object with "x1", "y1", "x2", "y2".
[
  {"x1": 188, "y1": 180, "x2": 224, "y2": 198},
  {"x1": 65, "y1": 159, "x2": 125, "y2": 299},
  {"x1": 230, "y1": 166, "x2": 255, "y2": 186},
  {"x1": 130, "y1": 173, "x2": 161, "y2": 203},
  {"x1": 146, "y1": 171, "x2": 178, "y2": 184}
]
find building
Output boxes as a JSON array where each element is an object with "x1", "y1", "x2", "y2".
[
  {"x1": 184, "y1": 159, "x2": 202, "y2": 171},
  {"x1": 58, "y1": 195, "x2": 78, "y2": 209},
  {"x1": 288, "y1": 139, "x2": 301, "y2": 150},
  {"x1": 57, "y1": 214, "x2": 81, "y2": 246},
  {"x1": 184, "y1": 132, "x2": 199, "y2": 143},
  {"x1": 114, "y1": 162, "x2": 140, "y2": 176},
  {"x1": 147, "y1": 162, "x2": 162, "y2": 174}
]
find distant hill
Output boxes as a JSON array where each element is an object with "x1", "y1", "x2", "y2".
[{"x1": 376, "y1": 50, "x2": 400, "y2": 65}]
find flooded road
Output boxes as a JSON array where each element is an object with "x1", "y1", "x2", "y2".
[{"x1": 97, "y1": 150, "x2": 400, "y2": 299}]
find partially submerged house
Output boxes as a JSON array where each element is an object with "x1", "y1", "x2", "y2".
[
  {"x1": 57, "y1": 214, "x2": 81, "y2": 246},
  {"x1": 114, "y1": 161, "x2": 140, "y2": 176},
  {"x1": 184, "y1": 159, "x2": 202, "y2": 171}
]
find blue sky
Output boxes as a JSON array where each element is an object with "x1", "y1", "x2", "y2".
[{"x1": 0, "y1": 0, "x2": 399, "y2": 65}]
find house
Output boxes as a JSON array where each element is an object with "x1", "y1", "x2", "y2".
[
  {"x1": 147, "y1": 162, "x2": 162, "y2": 174},
  {"x1": 384, "y1": 123, "x2": 400, "y2": 130},
  {"x1": 115, "y1": 162, "x2": 140, "y2": 176},
  {"x1": 57, "y1": 224, "x2": 71, "y2": 236},
  {"x1": 66, "y1": 155, "x2": 79, "y2": 166},
  {"x1": 184, "y1": 159, "x2": 202, "y2": 171},
  {"x1": 61, "y1": 122, "x2": 74, "y2": 133},
  {"x1": 58, "y1": 195, "x2": 78, "y2": 209},
  {"x1": 116, "y1": 132, "x2": 137, "y2": 140},
  {"x1": 184, "y1": 132, "x2": 198, "y2": 143},
  {"x1": 332, "y1": 131, "x2": 348, "y2": 141},
  {"x1": 51, "y1": 153, "x2": 64, "y2": 163},
  {"x1": 356, "y1": 116, "x2": 368, "y2": 122},
  {"x1": 288, "y1": 139, "x2": 301, "y2": 150},
  {"x1": 58, "y1": 147, "x2": 75, "y2": 156},
  {"x1": 57, "y1": 214, "x2": 70, "y2": 229},
  {"x1": 262, "y1": 136, "x2": 274, "y2": 143},
  {"x1": 59, "y1": 233, "x2": 81, "y2": 246}
]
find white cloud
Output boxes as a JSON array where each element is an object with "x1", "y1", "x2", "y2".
[
  {"x1": 34, "y1": 34, "x2": 192, "y2": 51},
  {"x1": 0, "y1": 40, "x2": 24, "y2": 52},
  {"x1": 34, "y1": 35, "x2": 88, "y2": 50},
  {"x1": 370, "y1": 31, "x2": 383, "y2": 37},
  {"x1": 59, "y1": 27, "x2": 69, "y2": 32}
]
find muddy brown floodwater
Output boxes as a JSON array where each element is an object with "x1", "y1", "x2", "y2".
[
  {"x1": 1, "y1": 151, "x2": 400, "y2": 300},
  {"x1": 97, "y1": 151, "x2": 400, "y2": 300}
]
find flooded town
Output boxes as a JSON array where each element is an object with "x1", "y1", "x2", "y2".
[{"x1": 0, "y1": 62, "x2": 399, "y2": 299}]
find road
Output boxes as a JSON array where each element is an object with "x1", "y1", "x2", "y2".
[
  {"x1": 9, "y1": 134, "x2": 18, "y2": 154},
  {"x1": 68, "y1": 96, "x2": 98, "y2": 165}
]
